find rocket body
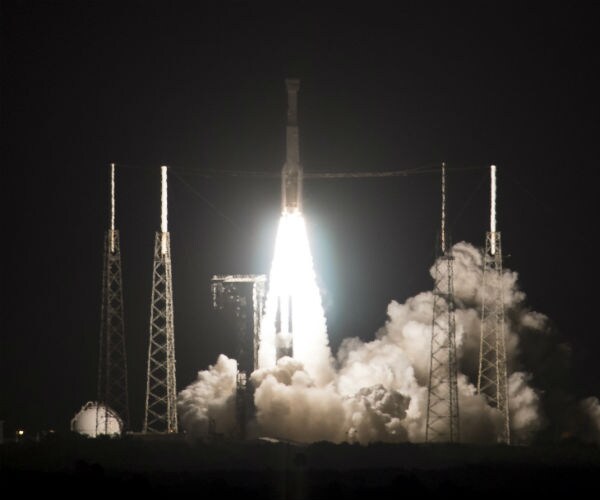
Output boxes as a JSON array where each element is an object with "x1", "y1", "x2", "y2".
[
  {"x1": 282, "y1": 78, "x2": 303, "y2": 214},
  {"x1": 282, "y1": 162, "x2": 302, "y2": 214}
]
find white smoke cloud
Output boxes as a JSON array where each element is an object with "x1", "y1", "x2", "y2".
[
  {"x1": 251, "y1": 357, "x2": 412, "y2": 444},
  {"x1": 577, "y1": 397, "x2": 600, "y2": 445},
  {"x1": 453, "y1": 375, "x2": 501, "y2": 443},
  {"x1": 178, "y1": 354, "x2": 238, "y2": 437},
  {"x1": 179, "y1": 241, "x2": 590, "y2": 445},
  {"x1": 252, "y1": 358, "x2": 348, "y2": 443},
  {"x1": 508, "y1": 372, "x2": 543, "y2": 443}
]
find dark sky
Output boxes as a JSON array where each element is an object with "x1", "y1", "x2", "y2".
[{"x1": 2, "y1": 2, "x2": 598, "y2": 434}]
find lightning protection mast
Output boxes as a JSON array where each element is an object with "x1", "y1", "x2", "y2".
[
  {"x1": 477, "y1": 165, "x2": 510, "y2": 444},
  {"x1": 97, "y1": 163, "x2": 129, "y2": 433},
  {"x1": 144, "y1": 166, "x2": 178, "y2": 433},
  {"x1": 426, "y1": 162, "x2": 460, "y2": 443}
]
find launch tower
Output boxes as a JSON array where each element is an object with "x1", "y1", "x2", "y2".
[
  {"x1": 426, "y1": 163, "x2": 460, "y2": 443},
  {"x1": 211, "y1": 274, "x2": 267, "y2": 438},
  {"x1": 477, "y1": 165, "x2": 510, "y2": 444},
  {"x1": 143, "y1": 166, "x2": 178, "y2": 434},
  {"x1": 97, "y1": 163, "x2": 129, "y2": 433},
  {"x1": 211, "y1": 275, "x2": 267, "y2": 374}
]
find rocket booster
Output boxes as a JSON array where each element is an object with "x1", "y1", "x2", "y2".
[{"x1": 282, "y1": 78, "x2": 303, "y2": 214}]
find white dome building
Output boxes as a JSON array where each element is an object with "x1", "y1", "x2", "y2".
[{"x1": 70, "y1": 401, "x2": 123, "y2": 438}]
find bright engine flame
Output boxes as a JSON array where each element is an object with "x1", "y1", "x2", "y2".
[{"x1": 259, "y1": 212, "x2": 333, "y2": 385}]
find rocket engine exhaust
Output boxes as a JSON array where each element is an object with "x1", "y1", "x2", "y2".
[
  {"x1": 275, "y1": 295, "x2": 294, "y2": 359},
  {"x1": 282, "y1": 78, "x2": 303, "y2": 214}
]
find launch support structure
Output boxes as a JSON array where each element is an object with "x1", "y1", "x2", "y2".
[
  {"x1": 144, "y1": 166, "x2": 178, "y2": 434},
  {"x1": 97, "y1": 163, "x2": 129, "y2": 433},
  {"x1": 426, "y1": 163, "x2": 460, "y2": 443},
  {"x1": 477, "y1": 165, "x2": 510, "y2": 444}
]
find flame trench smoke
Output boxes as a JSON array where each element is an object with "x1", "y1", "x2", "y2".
[{"x1": 178, "y1": 227, "x2": 600, "y2": 444}]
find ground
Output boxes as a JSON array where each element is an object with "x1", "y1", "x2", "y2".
[{"x1": 1, "y1": 434, "x2": 598, "y2": 498}]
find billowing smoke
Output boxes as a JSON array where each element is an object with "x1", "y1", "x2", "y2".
[
  {"x1": 179, "y1": 241, "x2": 597, "y2": 444},
  {"x1": 577, "y1": 397, "x2": 600, "y2": 445},
  {"x1": 178, "y1": 354, "x2": 238, "y2": 437}
]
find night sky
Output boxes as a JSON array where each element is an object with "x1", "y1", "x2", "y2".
[{"x1": 2, "y1": 2, "x2": 598, "y2": 435}]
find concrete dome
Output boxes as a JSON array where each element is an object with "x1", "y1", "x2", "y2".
[{"x1": 71, "y1": 401, "x2": 122, "y2": 437}]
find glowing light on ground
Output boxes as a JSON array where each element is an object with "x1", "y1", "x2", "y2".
[{"x1": 259, "y1": 212, "x2": 333, "y2": 385}]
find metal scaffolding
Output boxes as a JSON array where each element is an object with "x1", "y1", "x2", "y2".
[
  {"x1": 97, "y1": 164, "x2": 129, "y2": 433},
  {"x1": 144, "y1": 232, "x2": 177, "y2": 433},
  {"x1": 426, "y1": 163, "x2": 460, "y2": 443},
  {"x1": 478, "y1": 231, "x2": 510, "y2": 444},
  {"x1": 477, "y1": 165, "x2": 510, "y2": 444},
  {"x1": 144, "y1": 167, "x2": 178, "y2": 434},
  {"x1": 97, "y1": 230, "x2": 129, "y2": 432},
  {"x1": 211, "y1": 275, "x2": 267, "y2": 375},
  {"x1": 211, "y1": 274, "x2": 267, "y2": 438}
]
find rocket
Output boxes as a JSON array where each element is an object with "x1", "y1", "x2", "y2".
[{"x1": 282, "y1": 78, "x2": 303, "y2": 214}]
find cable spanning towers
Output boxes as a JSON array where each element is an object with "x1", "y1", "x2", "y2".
[
  {"x1": 426, "y1": 163, "x2": 460, "y2": 443},
  {"x1": 477, "y1": 165, "x2": 510, "y2": 444},
  {"x1": 97, "y1": 163, "x2": 129, "y2": 433},
  {"x1": 144, "y1": 166, "x2": 178, "y2": 434}
]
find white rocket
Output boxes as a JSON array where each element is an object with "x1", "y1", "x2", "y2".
[{"x1": 281, "y1": 78, "x2": 303, "y2": 214}]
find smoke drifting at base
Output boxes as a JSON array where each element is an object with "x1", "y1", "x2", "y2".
[{"x1": 178, "y1": 235, "x2": 600, "y2": 444}]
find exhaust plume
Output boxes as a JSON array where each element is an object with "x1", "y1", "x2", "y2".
[{"x1": 179, "y1": 241, "x2": 597, "y2": 445}]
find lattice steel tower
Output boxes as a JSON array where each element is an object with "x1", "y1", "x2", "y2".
[
  {"x1": 144, "y1": 166, "x2": 178, "y2": 434},
  {"x1": 97, "y1": 163, "x2": 129, "y2": 432},
  {"x1": 477, "y1": 165, "x2": 510, "y2": 444},
  {"x1": 211, "y1": 275, "x2": 267, "y2": 374},
  {"x1": 211, "y1": 275, "x2": 267, "y2": 439},
  {"x1": 426, "y1": 162, "x2": 460, "y2": 443}
]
